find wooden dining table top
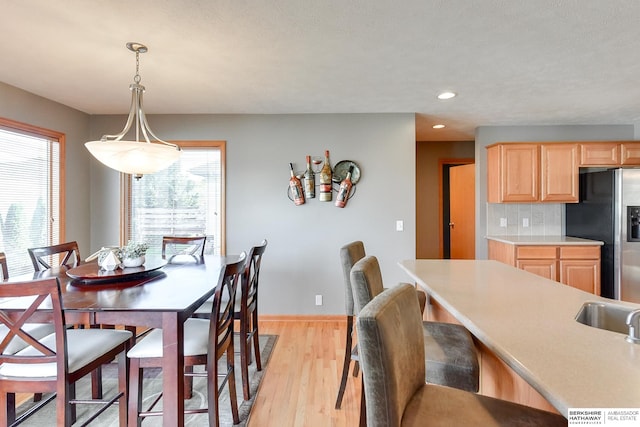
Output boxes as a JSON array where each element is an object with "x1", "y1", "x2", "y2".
[{"x1": 4, "y1": 255, "x2": 228, "y2": 318}]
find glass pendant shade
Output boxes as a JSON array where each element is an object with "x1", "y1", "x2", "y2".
[
  {"x1": 85, "y1": 139, "x2": 181, "y2": 176},
  {"x1": 85, "y1": 42, "x2": 181, "y2": 179}
]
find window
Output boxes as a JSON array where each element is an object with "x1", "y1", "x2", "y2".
[
  {"x1": 0, "y1": 118, "x2": 64, "y2": 276},
  {"x1": 124, "y1": 141, "x2": 225, "y2": 256}
]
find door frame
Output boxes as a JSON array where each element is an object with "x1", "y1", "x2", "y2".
[{"x1": 438, "y1": 158, "x2": 474, "y2": 258}]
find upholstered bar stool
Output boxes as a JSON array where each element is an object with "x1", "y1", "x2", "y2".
[
  {"x1": 357, "y1": 284, "x2": 567, "y2": 427},
  {"x1": 351, "y1": 255, "x2": 479, "y2": 393},
  {"x1": 335, "y1": 241, "x2": 429, "y2": 410}
]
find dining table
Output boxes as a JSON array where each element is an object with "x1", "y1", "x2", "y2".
[{"x1": 4, "y1": 254, "x2": 230, "y2": 427}]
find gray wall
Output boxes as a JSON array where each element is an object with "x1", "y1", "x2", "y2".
[
  {"x1": 89, "y1": 113, "x2": 416, "y2": 315},
  {"x1": 0, "y1": 82, "x2": 91, "y2": 255},
  {"x1": 475, "y1": 125, "x2": 636, "y2": 260}
]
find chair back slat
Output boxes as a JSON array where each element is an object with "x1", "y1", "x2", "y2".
[
  {"x1": 0, "y1": 253, "x2": 7, "y2": 281},
  {"x1": 162, "y1": 236, "x2": 206, "y2": 263},
  {"x1": 241, "y1": 239, "x2": 267, "y2": 313},
  {"x1": 209, "y1": 253, "x2": 246, "y2": 360},
  {"x1": 27, "y1": 242, "x2": 81, "y2": 272}
]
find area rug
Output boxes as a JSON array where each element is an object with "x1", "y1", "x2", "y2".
[{"x1": 16, "y1": 334, "x2": 277, "y2": 426}]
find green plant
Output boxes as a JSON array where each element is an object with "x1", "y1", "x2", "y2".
[{"x1": 119, "y1": 241, "x2": 149, "y2": 259}]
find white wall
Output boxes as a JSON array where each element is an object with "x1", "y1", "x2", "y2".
[
  {"x1": 475, "y1": 125, "x2": 636, "y2": 260},
  {"x1": 0, "y1": 82, "x2": 91, "y2": 255},
  {"x1": 89, "y1": 113, "x2": 417, "y2": 315}
]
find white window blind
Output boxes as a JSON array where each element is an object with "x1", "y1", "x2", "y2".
[
  {"x1": 0, "y1": 125, "x2": 61, "y2": 276},
  {"x1": 128, "y1": 145, "x2": 223, "y2": 256}
]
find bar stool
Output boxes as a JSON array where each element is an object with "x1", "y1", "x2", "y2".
[
  {"x1": 351, "y1": 256, "x2": 479, "y2": 393},
  {"x1": 357, "y1": 284, "x2": 566, "y2": 427}
]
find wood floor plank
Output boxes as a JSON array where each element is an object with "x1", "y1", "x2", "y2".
[{"x1": 248, "y1": 318, "x2": 361, "y2": 427}]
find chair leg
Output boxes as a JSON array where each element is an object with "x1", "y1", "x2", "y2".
[
  {"x1": 91, "y1": 366, "x2": 103, "y2": 399},
  {"x1": 252, "y1": 310, "x2": 262, "y2": 371},
  {"x1": 240, "y1": 320, "x2": 251, "y2": 401},
  {"x1": 117, "y1": 352, "x2": 128, "y2": 427},
  {"x1": 335, "y1": 315, "x2": 354, "y2": 409},
  {"x1": 359, "y1": 376, "x2": 367, "y2": 427},
  {"x1": 5, "y1": 392, "x2": 14, "y2": 425},
  {"x1": 128, "y1": 358, "x2": 143, "y2": 427},
  {"x1": 226, "y1": 346, "x2": 240, "y2": 425}
]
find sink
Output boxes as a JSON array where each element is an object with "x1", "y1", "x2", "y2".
[{"x1": 575, "y1": 301, "x2": 634, "y2": 334}]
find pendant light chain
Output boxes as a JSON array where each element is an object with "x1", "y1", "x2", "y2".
[{"x1": 134, "y1": 49, "x2": 141, "y2": 84}]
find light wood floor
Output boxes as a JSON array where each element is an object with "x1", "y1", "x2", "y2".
[{"x1": 248, "y1": 317, "x2": 361, "y2": 427}]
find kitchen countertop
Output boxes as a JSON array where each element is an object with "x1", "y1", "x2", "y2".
[
  {"x1": 398, "y1": 259, "x2": 640, "y2": 415},
  {"x1": 486, "y1": 235, "x2": 603, "y2": 245}
]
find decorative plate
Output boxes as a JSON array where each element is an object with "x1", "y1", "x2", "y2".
[
  {"x1": 332, "y1": 160, "x2": 361, "y2": 184},
  {"x1": 66, "y1": 258, "x2": 167, "y2": 283}
]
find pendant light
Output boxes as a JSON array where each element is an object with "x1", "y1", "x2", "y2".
[{"x1": 85, "y1": 42, "x2": 181, "y2": 179}]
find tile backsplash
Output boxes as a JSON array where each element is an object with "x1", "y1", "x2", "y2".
[{"x1": 486, "y1": 203, "x2": 563, "y2": 236}]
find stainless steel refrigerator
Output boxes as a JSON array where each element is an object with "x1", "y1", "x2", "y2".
[{"x1": 566, "y1": 168, "x2": 640, "y2": 302}]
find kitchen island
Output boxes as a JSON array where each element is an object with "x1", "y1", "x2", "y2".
[{"x1": 398, "y1": 259, "x2": 640, "y2": 416}]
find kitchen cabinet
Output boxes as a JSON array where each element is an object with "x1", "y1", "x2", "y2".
[
  {"x1": 579, "y1": 141, "x2": 640, "y2": 166},
  {"x1": 488, "y1": 239, "x2": 601, "y2": 294},
  {"x1": 487, "y1": 142, "x2": 579, "y2": 203}
]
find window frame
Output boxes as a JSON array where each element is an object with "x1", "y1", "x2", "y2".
[
  {"x1": 120, "y1": 140, "x2": 226, "y2": 255},
  {"x1": 0, "y1": 117, "x2": 66, "y2": 274}
]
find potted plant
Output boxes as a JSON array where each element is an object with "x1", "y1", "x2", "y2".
[{"x1": 119, "y1": 240, "x2": 149, "y2": 268}]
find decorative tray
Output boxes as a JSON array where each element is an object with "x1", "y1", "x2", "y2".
[
  {"x1": 332, "y1": 160, "x2": 361, "y2": 184},
  {"x1": 66, "y1": 259, "x2": 167, "y2": 283}
]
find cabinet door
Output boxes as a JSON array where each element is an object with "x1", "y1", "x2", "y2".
[
  {"x1": 540, "y1": 143, "x2": 579, "y2": 202},
  {"x1": 560, "y1": 260, "x2": 600, "y2": 294},
  {"x1": 517, "y1": 259, "x2": 556, "y2": 280},
  {"x1": 621, "y1": 142, "x2": 640, "y2": 165},
  {"x1": 580, "y1": 142, "x2": 620, "y2": 166},
  {"x1": 499, "y1": 144, "x2": 539, "y2": 202}
]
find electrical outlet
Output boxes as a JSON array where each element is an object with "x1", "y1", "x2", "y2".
[
  {"x1": 396, "y1": 220, "x2": 404, "y2": 232},
  {"x1": 522, "y1": 218, "x2": 529, "y2": 228},
  {"x1": 500, "y1": 217, "x2": 507, "y2": 227},
  {"x1": 315, "y1": 295, "x2": 323, "y2": 306}
]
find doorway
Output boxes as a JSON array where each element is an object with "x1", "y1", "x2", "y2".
[
  {"x1": 439, "y1": 159, "x2": 474, "y2": 258},
  {"x1": 415, "y1": 141, "x2": 475, "y2": 259}
]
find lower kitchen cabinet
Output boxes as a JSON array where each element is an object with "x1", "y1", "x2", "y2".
[{"x1": 488, "y1": 240, "x2": 601, "y2": 295}]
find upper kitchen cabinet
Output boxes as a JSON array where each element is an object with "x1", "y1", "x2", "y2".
[
  {"x1": 487, "y1": 142, "x2": 579, "y2": 203},
  {"x1": 580, "y1": 141, "x2": 640, "y2": 166}
]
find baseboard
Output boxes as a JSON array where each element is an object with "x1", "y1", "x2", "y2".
[{"x1": 258, "y1": 314, "x2": 346, "y2": 322}]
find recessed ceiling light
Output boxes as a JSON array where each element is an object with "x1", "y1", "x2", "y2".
[
  {"x1": 437, "y1": 91, "x2": 456, "y2": 100},
  {"x1": 432, "y1": 124, "x2": 445, "y2": 129}
]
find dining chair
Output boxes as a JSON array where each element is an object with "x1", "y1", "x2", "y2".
[
  {"x1": 193, "y1": 239, "x2": 268, "y2": 401},
  {"x1": 27, "y1": 241, "x2": 81, "y2": 272},
  {"x1": 127, "y1": 252, "x2": 246, "y2": 426},
  {"x1": 351, "y1": 255, "x2": 479, "y2": 394},
  {"x1": 357, "y1": 283, "x2": 567, "y2": 426},
  {"x1": 27, "y1": 241, "x2": 109, "y2": 400},
  {"x1": 0, "y1": 277, "x2": 132, "y2": 426},
  {"x1": 162, "y1": 235, "x2": 207, "y2": 263},
  {"x1": 0, "y1": 252, "x2": 54, "y2": 422},
  {"x1": 334, "y1": 241, "x2": 427, "y2": 410}
]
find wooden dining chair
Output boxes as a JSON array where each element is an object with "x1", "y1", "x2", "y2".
[
  {"x1": 193, "y1": 239, "x2": 268, "y2": 401},
  {"x1": 0, "y1": 252, "x2": 54, "y2": 422},
  {"x1": 0, "y1": 277, "x2": 132, "y2": 426},
  {"x1": 162, "y1": 235, "x2": 207, "y2": 263},
  {"x1": 27, "y1": 241, "x2": 81, "y2": 272},
  {"x1": 357, "y1": 284, "x2": 567, "y2": 427},
  {"x1": 127, "y1": 253, "x2": 246, "y2": 426}
]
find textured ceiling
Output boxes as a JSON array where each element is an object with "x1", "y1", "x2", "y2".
[{"x1": 2, "y1": 0, "x2": 640, "y2": 141}]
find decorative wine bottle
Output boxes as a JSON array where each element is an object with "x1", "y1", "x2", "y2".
[
  {"x1": 319, "y1": 150, "x2": 332, "y2": 201},
  {"x1": 303, "y1": 155, "x2": 315, "y2": 199},
  {"x1": 335, "y1": 165, "x2": 354, "y2": 208},
  {"x1": 289, "y1": 163, "x2": 305, "y2": 205}
]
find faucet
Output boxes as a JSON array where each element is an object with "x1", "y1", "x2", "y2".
[{"x1": 626, "y1": 309, "x2": 640, "y2": 344}]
